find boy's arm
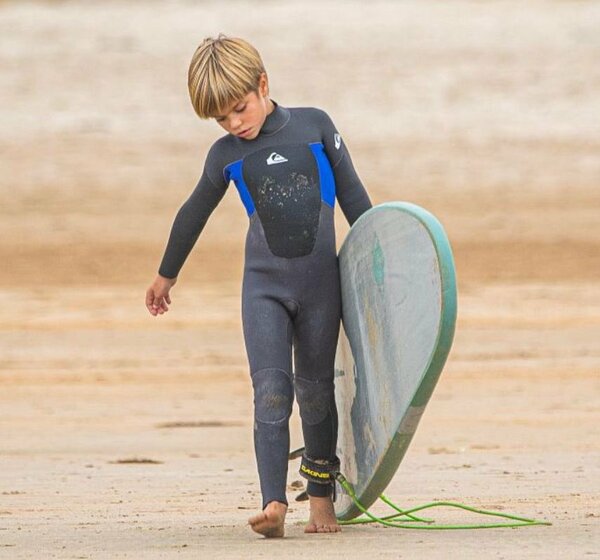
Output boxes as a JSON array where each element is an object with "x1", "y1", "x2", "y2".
[
  {"x1": 158, "y1": 147, "x2": 228, "y2": 279},
  {"x1": 318, "y1": 110, "x2": 372, "y2": 226}
]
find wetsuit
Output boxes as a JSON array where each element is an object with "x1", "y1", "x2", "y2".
[{"x1": 158, "y1": 101, "x2": 372, "y2": 509}]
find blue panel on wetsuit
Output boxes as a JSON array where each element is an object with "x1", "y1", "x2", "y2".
[
  {"x1": 241, "y1": 144, "x2": 321, "y2": 259},
  {"x1": 224, "y1": 159, "x2": 256, "y2": 217},
  {"x1": 309, "y1": 142, "x2": 336, "y2": 209}
]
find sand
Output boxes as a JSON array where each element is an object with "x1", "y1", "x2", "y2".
[{"x1": 0, "y1": 1, "x2": 599, "y2": 558}]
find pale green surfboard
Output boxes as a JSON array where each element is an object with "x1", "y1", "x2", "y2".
[{"x1": 334, "y1": 201, "x2": 457, "y2": 520}]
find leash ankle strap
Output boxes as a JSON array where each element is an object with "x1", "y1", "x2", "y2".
[{"x1": 299, "y1": 455, "x2": 340, "y2": 484}]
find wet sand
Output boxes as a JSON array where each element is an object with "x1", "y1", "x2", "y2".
[{"x1": 1, "y1": 1, "x2": 599, "y2": 558}]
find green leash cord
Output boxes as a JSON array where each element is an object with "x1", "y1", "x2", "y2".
[{"x1": 333, "y1": 473, "x2": 552, "y2": 530}]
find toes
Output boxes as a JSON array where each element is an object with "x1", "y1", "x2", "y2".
[
  {"x1": 304, "y1": 523, "x2": 317, "y2": 533},
  {"x1": 249, "y1": 510, "x2": 285, "y2": 538},
  {"x1": 314, "y1": 524, "x2": 341, "y2": 533},
  {"x1": 248, "y1": 512, "x2": 267, "y2": 526}
]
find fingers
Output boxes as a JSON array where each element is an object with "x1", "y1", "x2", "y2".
[
  {"x1": 145, "y1": 287, "x2": 171, "y2": 316},
  {"x1": 146, "y1": 274, "x2": 177, "y2": 316},
  {"x1": 158, "y1": 296, "x2": 169, "y2": 313},
  {"x1": 150, "y1": 298, "x2": 168, "y2": 315},
  {"x1": 145, "y1": 288, "x2": 157, "y2": 315}
]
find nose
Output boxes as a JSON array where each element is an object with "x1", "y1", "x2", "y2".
[{"x1": 230, "y1": 116, "x2": 243, "y2": 131}]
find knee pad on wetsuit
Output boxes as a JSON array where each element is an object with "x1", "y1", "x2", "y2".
[
  {"x1": 251, "y1": 367, "x2": 294, "y2": 424},
  {"x1": 294, "y1": 375, "x2": 334, "y2": 426}
]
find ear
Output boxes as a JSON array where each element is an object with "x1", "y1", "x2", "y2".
[{"x1": 258, "y1": 72, "x2": 269, "y2": 97}]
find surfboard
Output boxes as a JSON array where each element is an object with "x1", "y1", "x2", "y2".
[{"x1": 333, "y1": 201, "x2": 457, "y2": 520}]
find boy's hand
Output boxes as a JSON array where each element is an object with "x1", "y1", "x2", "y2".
[{"x1": 145, "y1": 274, "x2": 177, "y2": 316}]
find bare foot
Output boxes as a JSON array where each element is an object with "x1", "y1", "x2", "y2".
[
  {"x1": 304, "y1": 495, "x2": 342, "y2": 533},
  {"x1": 248, "y1": 500, "x2": 287, "y2": 538}
]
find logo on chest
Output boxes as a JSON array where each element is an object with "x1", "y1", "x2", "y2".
[{"x1": 266, "y1": 152, "x2": 289, "y2": 165}]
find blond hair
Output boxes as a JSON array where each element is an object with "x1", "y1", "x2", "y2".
[{"x1": 188, "y1": 34, "x2": 266, "y2": 119}]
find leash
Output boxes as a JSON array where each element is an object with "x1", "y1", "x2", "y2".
[
  {"x1": 333, "y1": 472, "x2": 552, "y2": 530},
  {"x1": 290, "y1": 449, "x2": 551, "y2": 530}
]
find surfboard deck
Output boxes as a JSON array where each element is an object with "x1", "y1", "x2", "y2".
[{"x1": 333, "y1": 201, "x2": 457, "y2": 520}]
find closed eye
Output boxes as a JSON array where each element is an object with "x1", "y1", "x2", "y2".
[{"x1": 215, "y1": 104, "x2": 246, "y2": 123}]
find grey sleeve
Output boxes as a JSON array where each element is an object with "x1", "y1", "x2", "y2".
[
  {"x1": 158, "y1": 146, "x2": 228, "y2": 279},
  {"x1": 318, "y1": 110, "x2": 372, "y2": 226}
]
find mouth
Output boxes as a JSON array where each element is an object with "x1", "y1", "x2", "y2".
[{"x1": 237, "y1": 127, "x2": 252, "y2": 138}]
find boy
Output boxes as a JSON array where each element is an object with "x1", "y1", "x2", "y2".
[{"x1": 145, "y1": 34, "x2": 372, "y2": 537}]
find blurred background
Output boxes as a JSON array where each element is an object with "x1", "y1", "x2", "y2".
[
  {"x1": 2, "y1": 0, "x2": 598, "y2": 289},
  {"x1": 1, "y1": 1, "x2": 598, "y2": 556}
]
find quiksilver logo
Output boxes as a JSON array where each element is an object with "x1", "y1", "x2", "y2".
[
  {"x1": 334, "y1": 133, "x2": 341, "y2": 150},
  {"x1": 266, "y1": 152, "x2": 288, "y2": 165}
]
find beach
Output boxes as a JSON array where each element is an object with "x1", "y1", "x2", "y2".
[{"x1": 1, "y1": 1, "x2": 599, "y2": 557}]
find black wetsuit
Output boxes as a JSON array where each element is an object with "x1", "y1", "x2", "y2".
[{"x1": 158, "y1": 102, "x2": 372, "y2": 509}]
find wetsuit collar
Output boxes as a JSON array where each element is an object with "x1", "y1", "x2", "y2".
[{"x1": 260, "y1": 100, "x2": 290, "y2": 136}]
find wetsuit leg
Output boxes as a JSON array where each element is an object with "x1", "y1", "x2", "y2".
[
  {"x1": 293, "y1": 274, "x2": 342, "y2": 498},
  {"x1": 242, "y1": 292, "x2": 295, "y2": 510}
]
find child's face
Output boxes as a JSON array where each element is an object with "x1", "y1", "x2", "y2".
[{"x1": 214, "y1": 74, "x2": 272, "y2": 140}]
